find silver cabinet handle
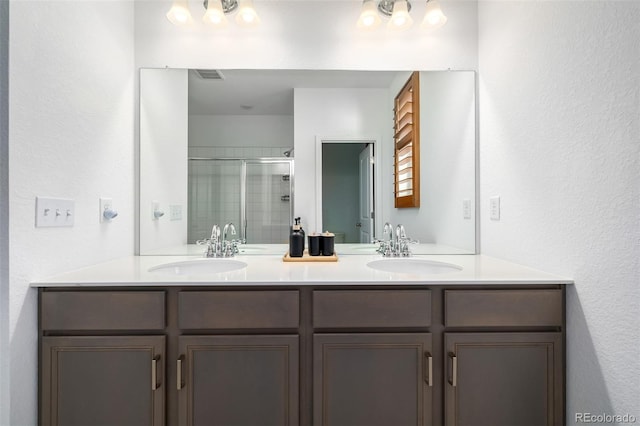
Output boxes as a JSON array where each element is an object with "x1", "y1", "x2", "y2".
[
  {"x1": 177, "y1": 355, "x2": 184, "y2": 391},
  {"x1": 151, "y1": 355, "x2": 160, "y2": 390},
  {"x1": 448, "y1": 353, "x2": 458, "y2": 387},
  {"x1": 424, "y1": 353, "x2": 433, "y2": 387}
]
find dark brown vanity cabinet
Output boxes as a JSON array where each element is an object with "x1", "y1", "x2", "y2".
[
  {"x1": 176, "y1": 291, "x2": 300, "y2": 426},
  {"x1": 39, "y1": 285, "x2": 565, "y2": 426},
  {"x1": 177, "y1": 335, "x2": 299, "y2": 426},
  {"x1": 444, "y1": 332, "x2": 562, "y2": 426},
  {"x1": 443, "y1": 290, "x2": 564, "y2": 426},
  {"x1": 39, "y1": 291, "x2": 166, "y2": 426},
  {"x1": 313, "y1": 290, "x2": 434, "y2": 426},
  {"x1": 314, "y1": 333, "x2": 433, "y2": 426}
]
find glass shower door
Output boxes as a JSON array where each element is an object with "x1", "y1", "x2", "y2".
[
  {"x1": 188, "y1": 159, "x2": 242, "y2": 243},
  {"x1": 243, "y1": 160, "x2": 293, "y2": 244}
]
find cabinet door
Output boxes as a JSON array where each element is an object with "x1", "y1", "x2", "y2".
[
  {"x1": 41, "y1": 335, "x2": 165, "y2": 426},
  {"x1": 177, "y1": 335, "x2": 299, "y2": 426},
  {"x1": 445, "y1": 332, "x2": 563, "y2": 426},
  {"x1": 314, "y1": 333, "x2": 433, "y2": 426}
]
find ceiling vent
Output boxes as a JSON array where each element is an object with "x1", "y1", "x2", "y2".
[{"x1": 195, "y1": 69, "x2": 225, "y2": 80}]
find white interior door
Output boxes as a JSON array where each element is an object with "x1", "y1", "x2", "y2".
[{"x1": 358, "y1": 144, "x2": 374, "y2": 243}]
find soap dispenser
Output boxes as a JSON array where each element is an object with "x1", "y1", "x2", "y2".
[
  {"x1": 289, "y1": 220, "x2": 304, "y2": 257},
  {"x1": 297, "y1": 217, "x2": 306, "y2": 252}
]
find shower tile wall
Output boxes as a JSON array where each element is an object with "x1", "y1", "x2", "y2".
[
  {"x1": 245, "y1": 163, "x2": 291, "y2": 244},
  {"x1": 187, "y1": 146, "x2": 292, "y2": 244},
  {"x1": 188, "y1": 160, "x2": 241, "y2": 243}
]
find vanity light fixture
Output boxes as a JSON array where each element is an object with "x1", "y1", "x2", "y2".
[
  {"x1": 166, "y1": 0, "x2": 193, "y2": 25},
  {"x1": 356, "y1": 0, "x2": 447, "y2": 31},
  {"x1": 202, "y1": 0, "x2": 229, "y2": 27},
  {"x1": 168, "y1": 0, "x2": 260, "y2": 28},
  {"x1": 235, "y1": 0, "x2": 260, "y2": 27},
  {"x1": 421, "y1": 0, "x2": 447, "y2": 29}
]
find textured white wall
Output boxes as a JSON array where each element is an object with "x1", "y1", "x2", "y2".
[
  {"x1": 478, "y1": 1, "x2": 640, "y2": 423},
  {"x1": 134, "y1": 0, "x2": 478, "y2": 71},
  {"x1": 8, "y1": 1, "x2": 135, "y2": 424},
  {"x1": 189, "y1": 115, "x2": 293, "y2": 148}
]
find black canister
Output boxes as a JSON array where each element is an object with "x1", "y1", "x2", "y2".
[
  {"x1": 289, "y1": 225, "x2": 304, "y2": 257},
  {"x1": 321, "y1": 231, "x2": 335, "y2": 256},
  {"x1": 308, "y1": 233, "x2": 321, "y2": 256}
]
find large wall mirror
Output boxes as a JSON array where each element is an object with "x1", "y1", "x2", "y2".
[{"x1": 139, "y1": 68, "x2": 477, "y2": 255}]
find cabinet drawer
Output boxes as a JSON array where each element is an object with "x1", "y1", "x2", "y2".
[
  {"x1": 313, "y1": 290, "x2": 431, "y2": 328},
  {"x1": 41, "y1": 291, "x2": 165, "y2": 331},
  {"x1": 445, "y1": 289, "x2": 563, "y2": 327},
  {"x1": 178, "y1": 290, "x2": 299, "y2": 329}
]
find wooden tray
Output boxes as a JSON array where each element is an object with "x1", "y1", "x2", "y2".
[{"x1": 283, "y1": 250, "x2": 338, "y2": 262}]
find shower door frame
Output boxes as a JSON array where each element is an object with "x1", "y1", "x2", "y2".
[{"x1": 189, "y1": 157, "x2": 294, "y2": 244}]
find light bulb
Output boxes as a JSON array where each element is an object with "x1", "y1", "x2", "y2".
[
  {"x1": 203, "y1": 0, "x2": 228, "y2": 27},
  {"x1": 388, "y1": 0, "x2": 413, "y2": 30},
  {"x1": 236, "y1": 0, "x2": 260, "y2": 27},
  {"x1": 357, "y1": 0, "x2": 381, "y2": 30},
  {"x1": 421, "y1": 0, "x2": 447, "y2": 30},
  {"x1": 166, "y1": 0, "x2": 193, "y2": 25}
]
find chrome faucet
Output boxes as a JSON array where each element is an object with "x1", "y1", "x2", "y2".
[
  {"x1": 196, "y1": 223, "x2": 238, "y2": 258},
  {"x1": 375, "y1": 222, "x2": 395, "y2": 256},
  {"x1": 375, "y1": 222, "x2": 417, "y2": 257},
  {"x1": 395, "y1": 224, "x2": 409, "y2": 257},
  {"x1": 222, "y1": 223, "x2": 239, "y2": 257}
]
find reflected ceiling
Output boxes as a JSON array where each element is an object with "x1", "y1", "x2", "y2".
[{"x1": 188, "y1": 69, "x2": 399, "y2": 115}]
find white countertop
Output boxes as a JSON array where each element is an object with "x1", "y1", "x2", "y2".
[{"x1": 31, "y1": 252, "x2": 573, "y2": 287}]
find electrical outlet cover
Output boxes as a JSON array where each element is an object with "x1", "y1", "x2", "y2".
[{"x1": 100, "y1": 198, "x2": 113, "y2": 222}]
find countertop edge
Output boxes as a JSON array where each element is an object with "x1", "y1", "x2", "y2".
[{"x1": 30, "y1": 254, "x2": 575, "y2": 288}]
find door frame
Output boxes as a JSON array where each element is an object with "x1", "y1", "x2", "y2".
[{"x1": 315, "y1": 136, "x2": 381, "y2": 239}]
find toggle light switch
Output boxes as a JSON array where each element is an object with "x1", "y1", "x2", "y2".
[
  {"x1": 35, "y1": 197, "x2": 75, "y2": 227},
  {"x1": 463, "y1": 199, "x2": 472, "y2": 220},
  {"x1": 489, "y1": 196, "x2": 501, "y2": 221}
]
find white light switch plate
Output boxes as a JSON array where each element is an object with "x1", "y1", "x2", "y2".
[
  {"x1": 169, "y1": 204, "x2": 182, "y2": 221},
  {"x1": 490, "y1": 196, "x2": 501, "y2": 221},
  {"x1": 35, "y1": 197, "x2": 75, "y2": 227},
  {"x1": 463, "y1": 199, "x2": 472, "y2": 220}
]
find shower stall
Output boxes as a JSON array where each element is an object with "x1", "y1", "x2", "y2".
[{"x1": 187, "y1": 157, "x2": 294, "y2": 244}]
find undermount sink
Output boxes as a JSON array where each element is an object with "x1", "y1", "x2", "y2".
[
  {"x1": 367, "y1": 258, "x2": 463, "y2": 275},
  {"x1": 148, "y1": 259, "x2": 247, "y2": 275}
]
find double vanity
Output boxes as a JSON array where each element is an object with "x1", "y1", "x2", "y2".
[{"x1": 33, "y1": 248, "x2": 572, "y2": 426}]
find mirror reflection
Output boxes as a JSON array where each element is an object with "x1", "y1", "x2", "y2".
[{"x1": 139, "y1": 68, "x2": 476, "y2": 255}]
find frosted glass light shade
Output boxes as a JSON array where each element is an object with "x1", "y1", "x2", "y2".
[
  {"x1": 236, "y1": 0, "x2": 260, "y2": 27},
  {"x1": 357, "y1": 0, "x2": 382, "y2": 30},
  {"x1": 203, "y1": 0, "x2": 228, "y2": 27},
  {"x1": 388, "y1": 0, "x2": 413, "y2": 30},
  {"x1": 166, "y1": 0, "x2": 193, "y2": 25},
  {"x1": 421, "y1": 0, "x2": 447, "y2": 30}
]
